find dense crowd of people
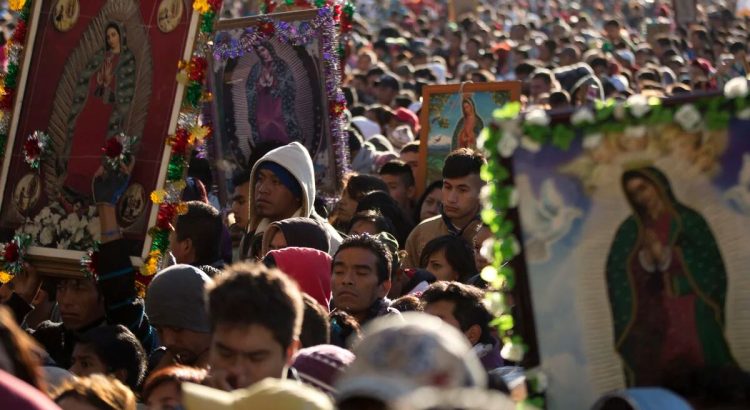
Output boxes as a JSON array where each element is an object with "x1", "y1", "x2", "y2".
[{"x1": 1, "y1": 0, "x2": 750, "y2": 409}]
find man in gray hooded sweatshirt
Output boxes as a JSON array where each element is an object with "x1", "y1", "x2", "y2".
[{"x1": 240, "y1": 142, "x2": 342, "y2": 260}]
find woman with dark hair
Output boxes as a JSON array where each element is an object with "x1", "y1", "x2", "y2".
[
  {"x1": 142, "y1": 365, "x2": 207, "y2": 410},
  {"x1": 330, "y1": 173, "x2": 389, "y2": 231},
  {"x1": 452, "y1": 97, "x2": 484, "y2": 149},
  {"x1": 0, "y1": 305, "x2": 46, "y2": 392},
  {"x1": 414, "y1": 180, "x2": 443, "y2": 222},
  {"x1": 419, "y1": 235, "x2": 478, "y2": 282},
  {"x1": 355, "y1": 191, "x2": 414, "y2": 248},
  {"x1": 348, "y1": 210, "x2": 398, "y2": 238},
  {"x1": 63, "y1": 21, "x2": 138, "y2": 197},
  {"x1": 247, "y1": 41, "x2": 301, "y2": 146},
  {"x1": 606, "y1": 166, "x2": 734, "y2": 386}
]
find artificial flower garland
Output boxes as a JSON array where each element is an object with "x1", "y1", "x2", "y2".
[
  {"x1": 213, "y1": 6, "x2": 350, "y2": 182},
  {"x1": 258, "y1": 0, "x2": 355, "y2": 60},
  {"x1": 0, "y1": 234, "x2": 31, "y2": 284},
  {"x1": 135, "y1": 0, "x2": 221, "y2": 295},
  {"x1": 0, "y1": 0, "x2": 32, "y2": 157},
  {"x1": 477, "y1": 75, "x2": 750, "y2": 408},
  {"x1": 80, "y1": 243, "x2": 99, "y2": 280}
]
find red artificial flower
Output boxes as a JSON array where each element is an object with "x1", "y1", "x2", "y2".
[
  {"x1": 3, "y1": 242, "x2": 19, "y2": 263},
  {"x1": 259, "y1": 21, "x2": 275, "y2": 36},
  {"x1": 263, "y1": 0, "x2": 276, "y2": 13},
  {"x1": 295, "y1": 0, "x2": 308, "y2": 6},
  {"x1": 329, "y1": 100, "x2": 346, "y2": 116},
  {"x1": 341, "y1": 20, "x2": 353, "y2": 34},
  {"x1": 156, "y1": 204, "x2": 177, "y2": 229},
  {"x1": 188, "y1": 56, "x2": 208, "y2": 82},
  {"x1": 12, "y1": 20, "x2": 26, "y2": 44},
  {"x1": 102, "y1": 137, "x2": 123, "y2": 158},
  {"x1": 170, "y1": 128, "x2": 190, "y2": 155},
  {"x1": 23, "y1": 137, "x2": 40, "y2": 159},
  {"x1": 208, "y1": 0, "x2": 223, "y2": 10},
  {"x1": 333, "y1": 4, "x2": 342, "y2": 22}
]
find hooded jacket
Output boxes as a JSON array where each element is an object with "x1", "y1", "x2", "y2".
[
  {"x1": 264, "y1": 247, "x2": 332, "y2": 310},
  {"x1": 261, "y1": 217, "x2": 331, "y2": 256},
  {"x1": 242, "y1": 142, "x2": 342, "y2": 259}
]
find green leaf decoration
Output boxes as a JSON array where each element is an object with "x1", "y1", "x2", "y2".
[
  {"x1": 552, "y1": 124, "x2": 575, "y2": 150},
  {"x1": 524, "y1": 124, "x2": 548, "y2": 142},
  {"x1": 493, "y1": 102, "x2": 521, "y2": 121}
]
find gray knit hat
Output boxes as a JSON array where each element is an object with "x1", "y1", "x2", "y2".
[{"x1": 145, "y1": 264, "x2": 213, "y2": 333}]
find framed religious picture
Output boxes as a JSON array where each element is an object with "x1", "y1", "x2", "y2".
[
  {"x1": 417, "y1": 81, "x2": 521, "y2": 193},
  {"x1": 0, "y1": 0, "x2": 211, "y2": 276},
  {"x1": 209, "y1": 8, "x2": 348, "y2": 196},
  {"x1": 483, "y1": 95, "x2": 750, "y2": 408}
]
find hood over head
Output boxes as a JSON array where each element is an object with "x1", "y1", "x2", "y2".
[
  {"x1": 261, "y1": 217, "x2": 331, "y2": 256},
  {"x1": 248, "y1": 142, "x2": 316, "y2": 233},
  {"x1": 264, "y1": 247, "x2": 332, "y2": 309}
]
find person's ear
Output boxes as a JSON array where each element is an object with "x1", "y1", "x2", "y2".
[
  {"x1": 377, "y1": 279, "x2": 392, "y2": 299},
  {"x1": 465, "y1": 324, "x2": 482, "y2": 345},
  {"x1": 285, "y1": 339, "x2": 301, "y2": 365}
]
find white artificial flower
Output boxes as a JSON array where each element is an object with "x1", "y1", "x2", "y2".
[
  {"x1": 39, "y1": 207, "x2": 51, "y2": 220},
  {"x1": 496, "y1": 133, "x2": 519, "y2": 158},
  {"x1": 627, "y1": 94, "x2": 651, "y2": 118},
  {"x1": 520, "y1": 136, "x2": 542, "y2": 153},
  {"x1": 499, "y1": 118, "x2": 521, "y2": 136},
  {"x1": 484, "y1": 290, "x2": 506, "y2": 315},
  {"x1": 51, "y1": 213, "x2": 62, "y2": 225},
  {"x1": 613, "y1": 103, "x2": 627, "y2": 121},
  {"x1": 87, "y1": 218, "x2": 100, "y2": 239},
  {"x1": 39, "y1": 227, "x2": 54, "y2": 246},
  {"x1": 57, "y1": 239, "x2": 70, "y2": 250},
  {"x1": 88, "y1": 206, "x2": 97, "y2": 218},
  {"x1": 480, "y1": 185, "x2": 492, "y2": 204},
  {"x1": 61, "y1": 213, "x2": 80, "y2": 233},
  {"x1": 24, "y1": 223, "x2": 41, "y2": 237},
  {"x1": 526, "y1": 369, "x2": 549, "y2": 392},
  {"x1": 480, "y1": 238, "x2": 495, "y2": 263},
  {"x1": 570, "y1": 107, "x2": 595, "y2": 126},
  {"x1": 583, "y1": 132, "x2": 604, "y2": 149},
  {"x1": 525, "y1": 108, "x2": 550, "y2": 127},
  {"x1": 624, "y1": 125, "x2": 647, "y2": 139},
  {"x1": 674, "y1": 104, "x2": 702, "y2": 132},
  {"x1": 738, "y1": 107, "x2": 750, "y2": 120},
  {"x1": 72, "y1": 228, "x2": 84, "y2": 244},
  {"x1": 724, "y1": 76, "x2": 749, "y2": 99},
  {"x1": 501, "y1": 342, "x2": 525, "y2": 362}
]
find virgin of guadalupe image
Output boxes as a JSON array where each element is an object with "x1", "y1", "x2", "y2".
[
  {"x1": 605, "y1": 166, "x2": 735, "y2": 386},
  {"x1": 60, "y1": 21, "x2": 137, "y2": 201},
  {"x1": 452, "y1": 97, "x2": 484, "y2": 149},
  {"x1": 245, "y1": 41, "x2": 301, "y2": 146}
]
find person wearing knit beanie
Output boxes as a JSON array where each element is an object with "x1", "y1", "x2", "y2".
[
  {"x1": 293, "y1": 345, "x2": 355, "y2": 397},
  {"x1": 145, "y1": 264, "x2": 213, "y2": 369}
]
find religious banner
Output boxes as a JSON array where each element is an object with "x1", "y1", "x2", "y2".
[
  {"x1": 209, "y1": 8, "x2": 349, "y2": 195},
  {"x1": 417, "y1": 81, "x2": 521, "y2": 193},
  {"x1": 478, "y1": 86, "x2": 750, "y2": 409},
  {"x1": 0, "y1": 0, "x2": 218, "y2": 277}
]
